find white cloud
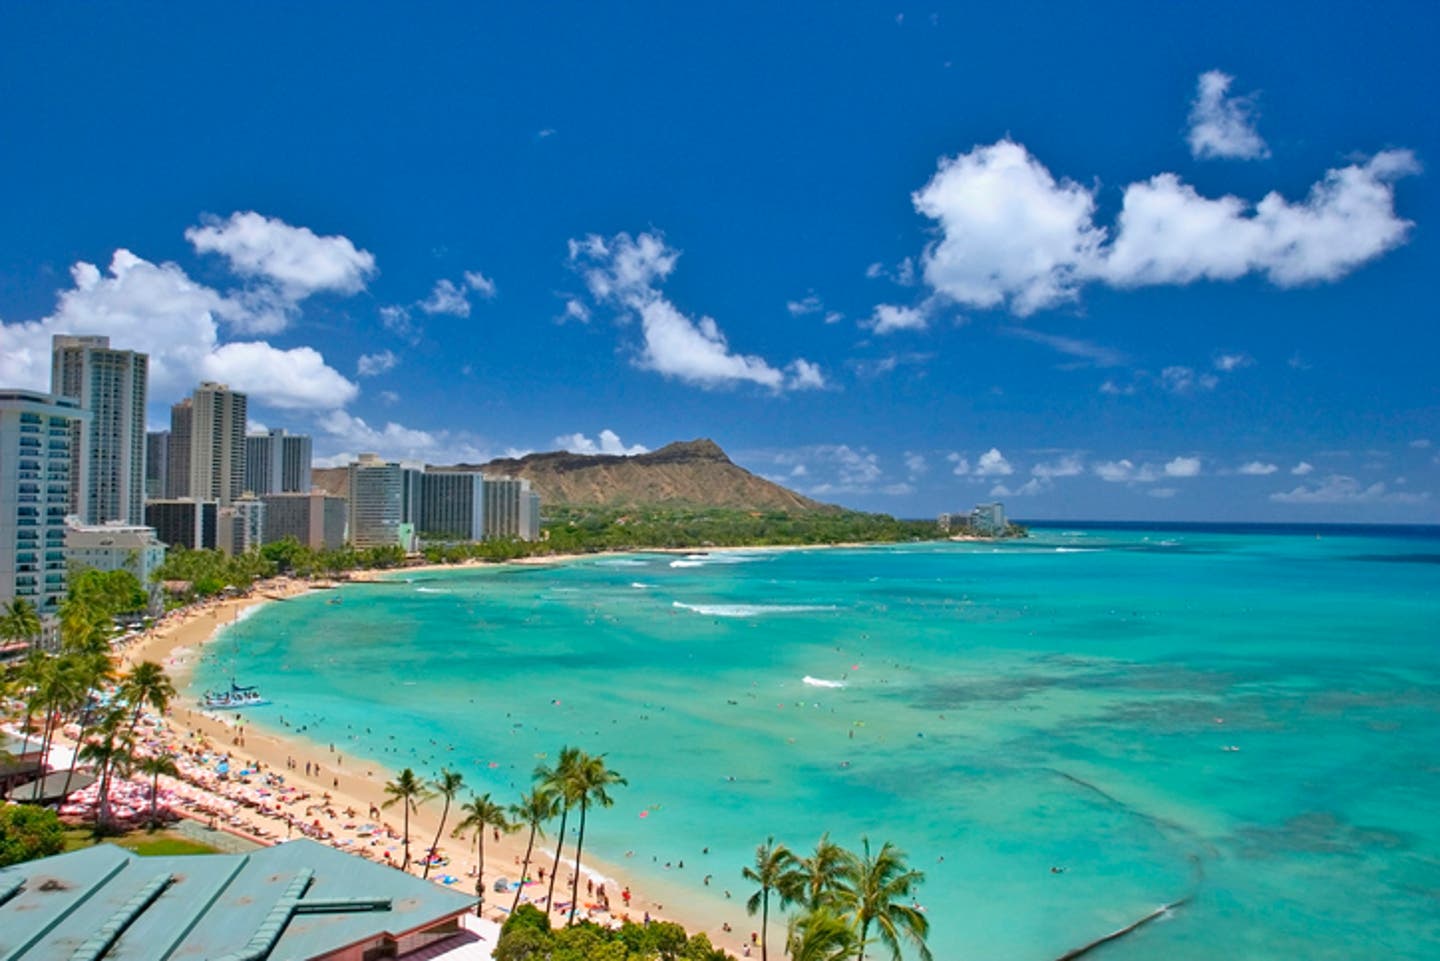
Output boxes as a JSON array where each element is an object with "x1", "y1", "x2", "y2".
[
  {"x1": 552, "y1": 430, "x2": 648, "y2": 457},
  {"x1": 378, "y1": 390, "x2": 400, "y2": 405},
  {"x1": 464, "y1": 270, "x2": 497, "y2": 299},
  {"x1": 1410, "y1": 439, "x2": 1432, "y2": 449},
  {"x1": 247, "y1": 419, "x2": 268, "y2": 434},
  {"x1": 990, "y1": 478, "x2": 1044, "y2": 497},
  {"x1": 315, "y1": 410, "x2": 495, "y2": 466},
  {"x1": 758, "y1": 444, "x2": 889, "y2": 496},
  {"x1": 569, "y1": 231, "x2": 823, "y2": 391},
  {"x1": 1238, "y1": 461, "x2": 1279, "y2": 475},
  {"x1": 1161, "y1": 366, "x2": 1219, "y2": 393},
  {"x1": 947, "y1": 452, "x2": 971, "y2": 476},
  {"x1": 913, "y1": 139, "x2": 1104, "y2": 315},
  {"x1": 379, "y1": 305, "x2": 417, "y2": 340},
  {"x1": 823, "y1": 311, "x2": 844, "y2": 324},
  {"x1": 1102, "y1": 151, "x2": 1418, "y2": 288},
  {"x1": 1214, "y1": 352, "x2": 1254, "y2": 372},
  {"x1": 357, "y1": 349, "x2": 399, "y2": 377},
  {"x1": 908, "y1": 140, "x2": 1418, "y2": 317},
  {"x1": 787, "y1": 295, "x2": 823, "y2": 316},
  {"x1": 1164, "y1": 456, "x2": 1202, "y2": 477},
  {"x1": 904, "y1": 452, "x2": 929, "y2": 477},
  {"x1": 1002, "y1": 327, "x2": 1126, "y2": 367},
  {"x1": 1099, "y1": 379, "x2": 1136, "y2": 396},
  {"x1": 562, "y1": 298, "x2": 591, "y2": 323},
  {"x1": 1032, "y1": 455, "x2": 1085, "y2": 480},
  {"x1": 186, "y1": 211, "x2": 375, "y2": 300},
  {"x1": 202, "y1": 342, "x2": 358, "y2": 410},
  {"x1": 1292, "y1": 461, "x2": 1315, "y2": 476},
  {"x1": 1148, "y1": 487, "x2": 1179, "y2": 499},
  {"x1": 867, "y1": 303, "x2": 929, "y2": 334},
  {"x1": 420, "y1": 278, "x2": 472, "y2": 317},
  {"x1": 1187, "y1": 70, "x2": 1269, "y2": 161},
  {"x1": 1094, "y1": 459, "x2": 1162, "y2": 484},
  {"x1": 1270, "y1": 474, "x2": 1429, "y2": 505},
  {"x1": 0, "y1": 248, "x2": 354, "y2": 412},
  {"x1": 975, "y1": 448, "x2": 1013, "y2": 477}
]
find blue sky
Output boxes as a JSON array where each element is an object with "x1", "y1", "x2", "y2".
[{"x1": 1, "y1": 2, "x2": 1436, "y2": 523}]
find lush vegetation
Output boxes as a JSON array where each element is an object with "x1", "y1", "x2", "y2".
[
  {"x1": 0, "y1": 803, "x2": 65, "y2": 866},
  {"x1": 541, "y1": 507, "x2": 943, "y2": 553},
  {"x1": 1, "y1": 570, "x2": 181, "y2": 845},
  {"x1": 495, "y1": 904, "x2": 730, "y2": 961},
  {"x1": 742, "y1": 835, "x2": 932, "y2": 961}
]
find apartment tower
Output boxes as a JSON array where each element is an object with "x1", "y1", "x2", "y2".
[{"x1": 50, "y1": 335, "x2": 148, "y2": 525}]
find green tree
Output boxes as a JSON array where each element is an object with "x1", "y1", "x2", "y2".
[
  {"x1": 832, "y1": 838, "x2": 931, "y2": 961},
  {"x1": 535, "y1": 745, "x2": 582, "y2": 914},
  {"x1": 793, "y1": 833, "x2": 849, "y2": 910},
  {"x1": 743, "y1": 836, "x2": 799, "y2": 961},
  {"x1": 78, "y1": 706, "x2": 134, "y2": 832},
  {"x1": 0, "y1": 803, "x2": 65, "y2": 866},
  {"x1": 423, "y1": 767, "x2": 465, "y2": 880},
  {"x1": 565, "y1": 751, "x2": 627, "y2": 924},
  {"x1": 58, "y1": 650, "x2": 116, "y2": 800},
  {"x1": 494, "y1": 904, "x2": 555, "y2": 961},
  {"x1": 453, "y1": 792, "x2": 514, "y2": 913},
  {"x1": 786, "y1": 907, "x2": 861, "y2": 961},
  {"x1": 381, "y1": 767, "x2": 430, "y2": 871},
  {"x1": 509, "y1": 787, "x2": 559, "y2": 914},
  {"x1": 1, "y1": 598, "x2": 42, "y2": 652},
  {"x1": 118, "y1": 660, "x2": 176, "y2": 741},
  {"x1": 134, "y1": 753, "x2": 180, "y2": 829}
]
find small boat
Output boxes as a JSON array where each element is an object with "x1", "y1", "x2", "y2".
[{"x1": 201, "y1": 681, "x2": 271, "y2": 710}]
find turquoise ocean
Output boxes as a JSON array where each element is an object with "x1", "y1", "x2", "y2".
[{"x1": 192, "y1": 524, "x2": 1440, "y2": 960}]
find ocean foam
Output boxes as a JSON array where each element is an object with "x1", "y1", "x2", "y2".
[
  {"x1": 672, "y1": 601, "x2": 836, "y2": 617},
  {"x1": 415, "y1": 586, "x2": 450, "y2": 594},
  {"x1": 802, "y1": 675, "x2": 846, "y2": 688}
]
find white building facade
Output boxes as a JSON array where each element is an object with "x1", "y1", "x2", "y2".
[{"x1": 50, "y1": 335, "x2": 148, "y2": 526}]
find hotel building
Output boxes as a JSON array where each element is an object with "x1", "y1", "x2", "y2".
[
  {"x1": 50, "y1": 335, "x2": 148, "y2": 525},
  {"x1": 261, "y1": 491, "x2": 347, "y2": 550},
  {"x1": 0, "y1": 390, "x2": 88, "y2": 630},
  {"x1": 244, "y1": 428, "x2": 313, "y2": 495}
]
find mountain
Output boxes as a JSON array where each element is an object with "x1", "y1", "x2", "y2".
[
  {"x1": 310, "y1": 439, "x2": 833, "y2": 512},
  {"x1": 470, "y1": 439, "x2": 835, "y2": 512}
]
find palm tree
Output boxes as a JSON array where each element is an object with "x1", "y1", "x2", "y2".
[
  {"x1": 134, "y1": 753, "x2": 179, "y2": 829},
  {"x1": 566, "y1": 751, "x2": 627, "y2": 923},
  {"x1": 787, "y1": 906, "x2": 861, "y2": 961},
  {"x1": 119, "y1": 660, "x2": 176, "y2": 740},
  {"x1": 423, "y1": 768, "x2": 465, "y2": 879},
  {"x1": 453, "y1": 792, "x2": 514, "y2": 912},
  {"x1": 743, "y1": 836, "x2": 799, "y2": 961},
  {"x1": 11, "y1": 649, "x2": 51, "y2": 758},
  {"x1": 509, "y1": 786, "x2": 559, "y2": 914},
  {"x1": 59, "y1": 651, "x2": 117, "y2": 800},
  {"x1": 35, "y1": 654, "x2": 83, "y2": 773},
  {"x1": 79, "y1": 706, "x2": 134, "y2": 832},
  {"x1": 832, "y1": 838, "x2": 932, "y2": 961},
  {"x1": 2, "y1": 598, "x2": 42, "y2": 652},
  {"x1": 534, "y1": 745, "x2": 581, "y2": 913},
  {"x1": 795, "y1": 833, "x2": 850, "y2": 910},
  {"x1": 381, "y1": 768, "x2": 430, "y2": 871}
]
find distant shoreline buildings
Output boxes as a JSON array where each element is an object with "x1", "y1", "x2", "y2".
[{"x1": 0, "y1": 332, "x2": 541, "y2": 647}]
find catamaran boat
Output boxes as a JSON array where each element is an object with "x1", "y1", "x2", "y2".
[{"x1": 200, "y1": 682, "x2": 270, "y2": 710}]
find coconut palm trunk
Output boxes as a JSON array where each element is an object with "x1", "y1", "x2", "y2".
[{"x1": 544, "y1": 804, "x2": 569, "y2": 911}]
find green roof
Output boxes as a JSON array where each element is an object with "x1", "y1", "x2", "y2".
[{"x1": 0, "y1": 838, "x2": 476, "y2": 961}]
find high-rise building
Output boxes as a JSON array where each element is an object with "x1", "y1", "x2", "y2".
[
  {"x1": 0, "y1": 390, "x2": 89, "y2": 632},
  {"x1": 347, "y1": 454, "x2": 404, "y2": 549},
  {"x1": 401, "y1": 467, "x2": 424, "y2": 527},
  {"x1": 65, "y1": 519, "x2": 167, "y2": 614},
  {"x1": 50, "y1": 335, "x2": 148, "y2": 525},
  {"x1": 145, "y1": 430, "x2": 169, "y2": 499},
  {"x1": 481, "y1": 476, "x2": 540, "y2": 541},
  {"x1": 167, "y1": 399, "x2": 192, "y2": 498},
  {"x1": 144, "y1": 498, "x2": 219, "y2": 551},
  {"x1": 187, "y1": 382, "x2": 247, "y2": 506},
  {"x1": 244, "y1": 429, "x2": 313, "y2": 496},
  {"x1": 219, "y1": 494, "x2": 266, "y2": 556},
  {"x1": 419, "y1": 470, "x2": 486, "y2": 540},
  {"x1": 261, "y1": 491, "x2": 347, "y2": 550}
]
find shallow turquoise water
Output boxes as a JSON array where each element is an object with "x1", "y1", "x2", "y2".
[{"x1": 194, "y1": 526, "x2": 1440, "y2": 960}]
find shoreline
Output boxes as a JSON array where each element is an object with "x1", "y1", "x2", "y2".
[{"x1": 125, "y1": 561, "x2": 764, "y2": 957}]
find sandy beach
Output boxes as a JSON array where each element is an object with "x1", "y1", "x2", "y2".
[{"x1": 122, "y1": 568, "x2": 758, "y2": 958}]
